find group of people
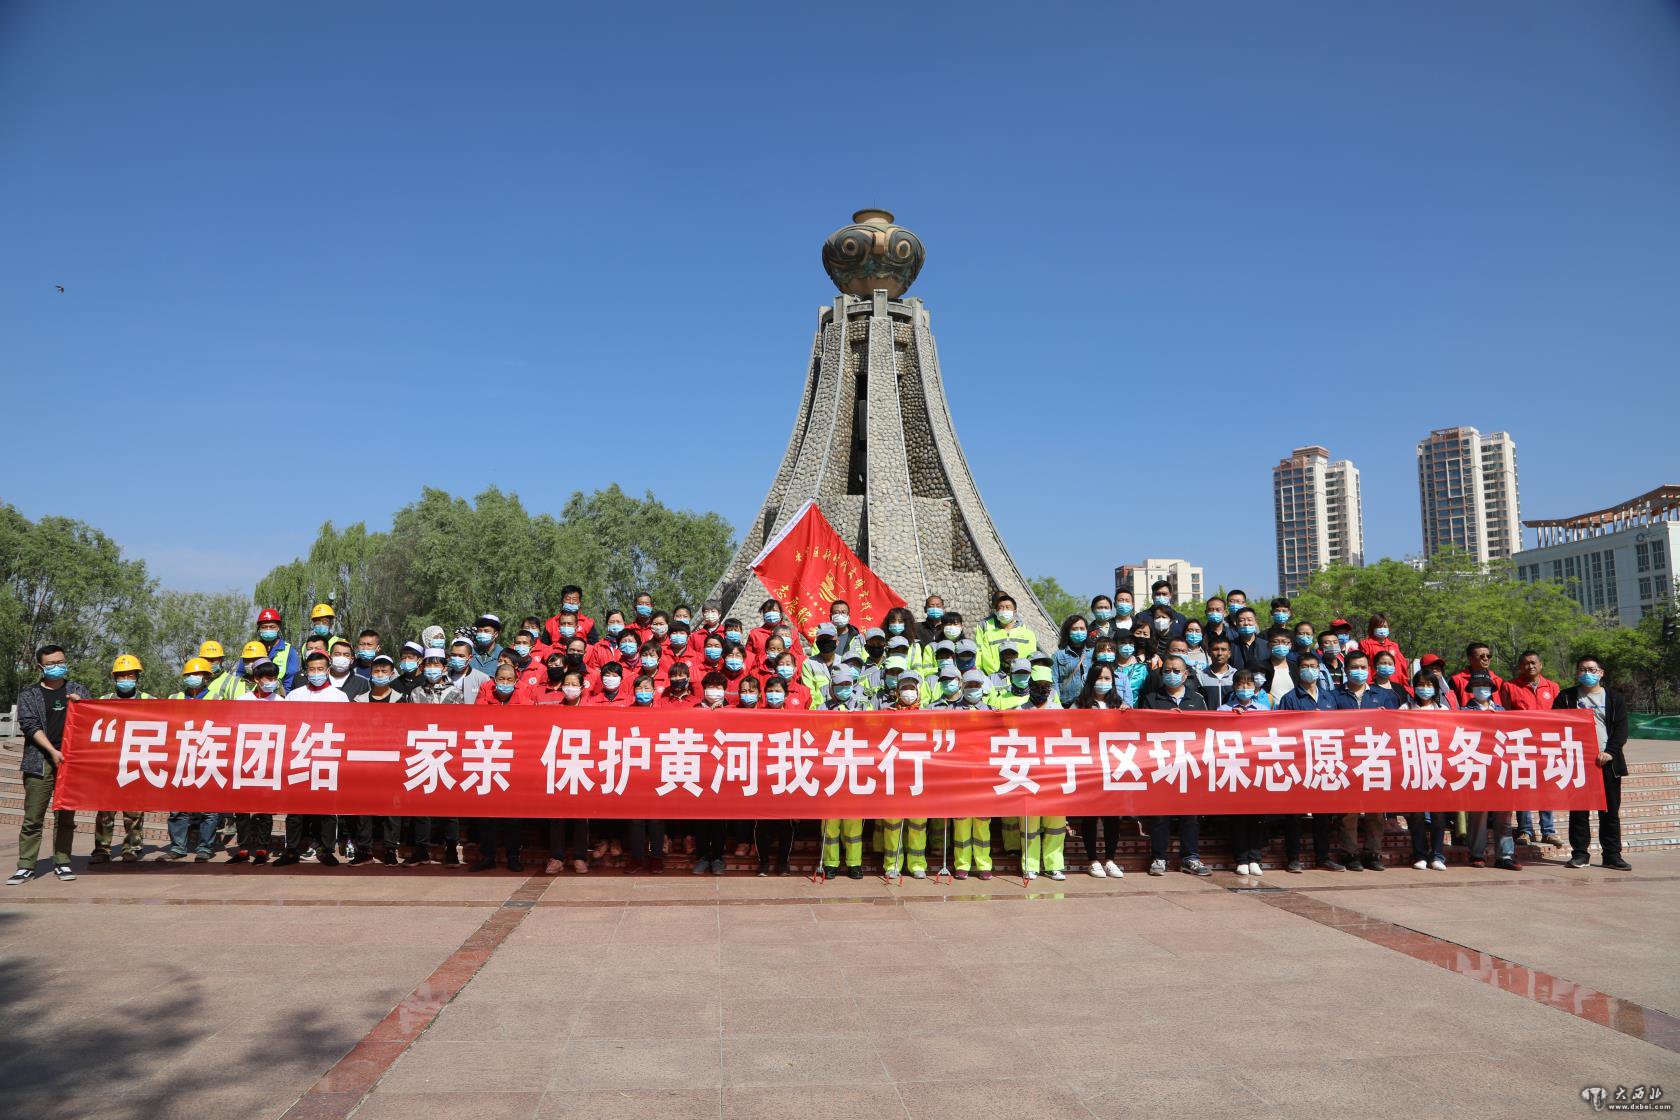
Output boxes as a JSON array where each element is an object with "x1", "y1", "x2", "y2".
[{"x1": 9, "y1": 582, "x2": 1632, "y2": 886}]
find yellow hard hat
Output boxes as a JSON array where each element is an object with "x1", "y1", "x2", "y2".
[
  {"x1": 183, "y1": 657, "x2": 213, "y2": 676},
  {"x1": 112, "y1": 653, "x2": 143, "y2": 674},
  {"x1": 310, "y1": 603, "x2": 335, "y2": 620},
  {"x1": 241, "y1": 640, "x2": 269, "y2": 660},
  {"x1": 198, "y1": 640, "x2": 226, "y2": 660}
]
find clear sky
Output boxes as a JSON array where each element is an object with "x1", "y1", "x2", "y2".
[{"x1": 4, "y1": 1, "x2": 1678, "y2": 602}]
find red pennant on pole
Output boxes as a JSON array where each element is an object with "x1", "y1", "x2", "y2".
[{"x1": 748, "y1": 499, "x2": 906, "y2": 637}]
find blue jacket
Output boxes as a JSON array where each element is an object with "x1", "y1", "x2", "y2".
[
  {"x1": 1336, "y1": 686, "x2": 1400, "y2": 710},
  {"x1": 1052, "y1": 647, "x2": 1090, "y2": 707},
  {"x1": 1277, "y1": 685, "x2": 1349, "y2": 711}
]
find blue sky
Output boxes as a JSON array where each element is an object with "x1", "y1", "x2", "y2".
[{"x1": 3, "y1": 1, "x2": 1678, "y2": 601}]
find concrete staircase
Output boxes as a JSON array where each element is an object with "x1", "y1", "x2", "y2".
[{"x1": 3, "y1": 738, "x2": 1675, "y2": 870}]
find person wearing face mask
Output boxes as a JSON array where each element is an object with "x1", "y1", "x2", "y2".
[
  {"x1": 1142, "y1": 580, "x2": 1188, "y2": 638},
  {"x1": 542, "y1": 584, "x2": 595, "y2": 648},
  {"x1": 975, "y1": 592, "x2": 1038, "y2": 676},
  {"x1": 1262, "y1": 630, "x2": 1295, "y2": 703},
  {"x1": 1368, "y1": 650, "x2": 1409, "y2": 705},
  {"x1": 444, "y1": 637, "x2": 490, "y2": 702},
  {"x1": 1459, "y1": 673, "x2": 1520, "y2": 871},
  {"x1": 931, "y1": 668, "x2": 995, "y2": 880},
  {"x1": 803, "y1": 622, "x2": 843, "y2": 696},
  {"x1": 1501, "y1": 650, "x2": 1562, "y2": 846},
  {"x1": 626, "y1": 592, "x2": 657, "y2": 641},
  {"x1": 403, "y1": 649, "x2": 465, "y2": 867},
  {"x1": 665, "y1": 619, "x2": 701, "y2": 674},
  {"x1": 766, "y1": 651, "x2": 809, "y2": 709},
  {"x1": 816, "y1": 669, "x2": 871, "y2": 880},
  {"x1": 505, "y1": 630, "x2": 546, "y2": 694},
  {"x1": 1014, "y1": 665, "x2": 1068, "y2": 879},
  {"x1": 915, "y1": 594, "x2": 947, "y2": 647},
  {"x1": 1229, "y1": 606, "x2": 1267, "y2": 674},
  {"x1": 583, "y1": 660, "x2": 631, "y2": 707},
  {"x1": 1331, "y1": 650, "x2": 1393, "y2": 871},
  {"x1": 250, "y1": 607, "x2": 300, "y2": 691},
  {"x1": 1202, "y1": 595, "x2": 1234, "y2": 652},
  {"x1": 1109, "y1": 635, "x2": 1147, "y2": 708},
  {"x1": 159, "y1": 658, "x2": 223, "y2": 861},
  {"x1": 1219, "y1": 670, "x2": 1274, "y2": 876},
  {"x1": 1314, "y1": 632, "x2": 1348, "y2": 690},
  {"x1": 1195, "y1": 635, "x2": 1248, "y2": 710},
  {"x1": 1403, "y1": 672, "x2": 1452, "y2": 871},
  {"x1": 1286, "y1": 621, "x2": 1317, "y2": 668},
  {"x1": 743, "y1": 598, "x2": 785, "y2": 668},
  {"x1": 985, "y1": 659, "x2": 1034, "y2": 711},
  {"x1": 1072, "y1": 665, "x2": 1126, "y2": 879},
  {"x1": 909, "y1": 604, "x2": 958, "y2": 680},
  {"x1": 348, "y1": 654, "x2": 411, "y2": 865},
  {"x1": 1356, "y1": 613, "x2": 1408, "y2": 682},
  {"x1": 659, "y1": 664, "x2": 699, "y2": 709},
  {"x1": 468, "y1": 614, "x2": 504, "y2": 676},
  {"x1": 469, "y1": 665, "x2": 529, "y2": 874},
  {"x1": 875, "y1": 675, "x2": 933, "y2": 881},
  {"x1": 275, "y1": 649, "x2": 347, "y2": 866},
  {"x1": 1267, "y1": 597, "x2": 1293, "y2": 632},
  {"x1": 1086, "y1": 595, "x2": 1122, "y2": 642},
  {"x1": 325, "y1": 637, "x2": 369, "y2": 700},
  {"x1": 691, "y1": 600, "x2": 723, "y2": 646},
  {"x1": 1180, "y1": 621, "x2": 1209, "y2": 671},
  {"x1": 89, "y1": 654, "x2": 155, "y2": 865},
  {"x1": 1556, "y1": 656, "x2": 1630, "y2": 871},
  {"x1": 1053, "y1": 615, "x2": 1092, "y2": 707},
  {"x1": 387, "y1": 640, "x2": 425, "y2": 697},
  {"x1": 305, "y1": 602, "x2": 337, "y2": 643},
  {"x1": 199, "y1": 640, "x2": 248, "y2": 700},
  {"x1": 529, "y1": 669, "x2": 592, "y2": 875},
  {"x1": 1450, "y1": 642, "x2": 1504, "y2": 706},
  {"x1": 822, "y1": 598, "x2": 861, "y2": 660},
  {"x1": 1139, "y1": 656, "x2": 1212, "y2": 877},
  {"x1": 10, "y1": 645, "x2": 90, "y2": 885},
  {"x1": 224, "y1": 659, "x2": 287, "y2": 864},
  {"x1": 350, "y1": 628, "x2": 382, "y2": 679},
  {"x1": 585, "y1": 610, "x2": 627, "y2": 672}
]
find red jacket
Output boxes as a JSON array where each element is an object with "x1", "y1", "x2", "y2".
[
  {"x1": 1450, "y1": 669, "x2": 1504, "y2": 707},
  {"x1": 1358, "y1": 637, "x2": 1410, "y2": 684},
  {"x1": 544, "y1": 610, "x2": 596, "y2": 647},
  {"x1": 1500, "y1": 674, "x2": 1559, "y2": 711},
  {"x1": 584, "y1": 686, "x2": 632, "y2": 707},
  {"x1": 475, "y1": 680, "x2": 531, "y2": 705},
  {"x1": 525, "y1": 683, "x2": 586, "y2": 708},
  {"x1": 656, "y1": 687, "x2": 699, "y2": 709}
]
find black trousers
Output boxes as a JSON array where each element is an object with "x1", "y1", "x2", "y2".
[
  {"x1": 1569, "y1": 764, "x2": 1622, "y2": 861},
  {"x1": 755, "y1": 820, "x2": 793, "y2": 870},
  {"x1": 236, "y1": 813, "x2": 274, "y2": 851},
  {"x1": 284, "y1": 814, "x2": 337, "y2": 854},
  {"x1": 1230, "y1": 815, "x2": 1269, "y2": 864},
  {"x1": 1074, "y1": 816, "x2": 1121, "y2": 862},
  {"x1": 352, "y1": 815, "x2": 400, "y2": 850},
  {"x1": 477, "y1": 818, "x2": 522, "y2": 863},
  {"x1": 693, "y1": 821, "x2": 726, "y2": 861},
  {"x1": 1282, "y1": 814, "x2": 1331, "y2": 864},
  {"x1": 1148, "y1": 816, "x2": 1200, "y2": 861},
  {"x1": 409, "y1": 817, "x2": 459, "y2": 848}
]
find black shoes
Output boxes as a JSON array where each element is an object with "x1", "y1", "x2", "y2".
[
  {"x1": 441, "y1": 846, "x2": 460, "y2": 867},
  {"x1": 507, "y1": 858, "x2": 524, "y2": 873},
  {"x1": 317, "y1": 851, "x2": 340, "y2": 867},
  {"x1": 469, "y1": 858, "x2": 497, "y2": 873},
  {"x1": 1285, "y1": 860, "x2": 1304, "y2": 874},
  {"x1": 1566, "y1": 854, "x2": 1590, "y2": 868},
  {"x1": 273, "y1": 852, "x2": 301, "y2": 867},
  {"x1": 846, "y1": 867, "x2": 863, "y2": 880},
  {"x1": 1604, "y1": 856, "x2": 1632, "y2": 871},
  {"x1": 1361, "y1": 854, "x2": 1383, "y2": 871},
  {"x1": 1319, "y1": 859, "x2": 1346, "y2": 872},
  {"x1": 1495, "y1": 857, "x2": 1520, "y2": 871}
]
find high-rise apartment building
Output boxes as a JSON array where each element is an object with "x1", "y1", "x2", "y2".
[
  {"x1": 1272, "y1": 446, "x2": 1364, "y2": 594},
  {"x1": 1416, "y1": 427, "x2": 1521, "y2": 563},
  {"x1": 1115, "y1": 559, "x2": 1204, "y2": 606}
]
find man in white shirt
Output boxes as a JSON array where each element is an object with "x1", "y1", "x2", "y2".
[{"x1": 277, "y1": 650, "x2": 347, "y2": 866}]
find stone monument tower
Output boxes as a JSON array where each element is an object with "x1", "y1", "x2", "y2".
[{"x1": 707, "y1": 210, "x2": 1055, "y2": 641}]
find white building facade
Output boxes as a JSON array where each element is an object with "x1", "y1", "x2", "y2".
[
  {"x1": 1115, "y1": 559, "x2": 1205, "y2": 606},
  {"x1": 1273, "y1": 446, "x2": 1364, "y2": 595},
  {"x1": 1416, "y1": 426, "x2": 1521, "y2": 563},
  {"x1": 1514, "y1": 486, "x2": 1680, "y2": 626}
]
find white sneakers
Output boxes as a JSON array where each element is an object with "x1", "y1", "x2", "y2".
[
  {"x1": 1249, "y1": 863, "x2": 1263, "y2": 877},
  {"x1": 1430, "y1": 858, "x2": 1447, "y2": 871},
  {"x1": 1104, "y1": 860, "x2": 1124, "y2": 879},
  {"x1": 1148, "y1": 859, "x2": 1166, "y2": 876},
  {"x1": 1412, "y1": 859, "x2": 1428, "y2": 870},
  {"x1": 1236, "y1": 862, "x2": 1251, "y2": 876},
  {"x1": 1089, "y1": 861, "x2": 1107, "y2": 878}
]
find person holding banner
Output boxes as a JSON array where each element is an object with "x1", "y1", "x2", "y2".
[
  {"x1": 818, "y1": 668, "x2": 871, "y2": 880},
  {"x1": 91, "y1": 654, "x2": 153, "y2": 864},
  {"x1": 1141, "y1": 654, "x2": 1213, "y2": 878},
  {"x1": 1073, "y1": 663, "x2": 1126, "y2": 879},
  {"x1": 877, "y1": 674, "x2": 932, "y2": 880},
  {"x1": 1559, "y1": 655, "x2": 1631, "y2": 871},
  {"x1": 162, "y1": 659, "x2": 220, "y2": 861},
  {"x1": 9, "y1": 646, "x2": 90, "y2": 885},
  {"x1": 1406, "y1": 677, "x2": 1453, "y2": 871},
  {"x1": 1461, "y1": 674, "x2": 1519, "y2": 871},
  {"x1": 230, "y1": 658, "x2": 284, "y2": 864},
  {"x1": 348, "y1": 655, "x2": 407, "y2": 865},
  {"x1": 202, "y1": 641, "x2": 249, "y2": 700},
  {"x1": 1222, "y1": 669, "x2": 1272, "y2": 876}
]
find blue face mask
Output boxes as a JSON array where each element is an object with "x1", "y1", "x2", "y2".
[
  {"x1": 725, "y1": 630, "x2": 742, "y2": 644},
  {"x1": 1186, "y1": 633, "x2": 1203, "y2": 647},
  {"x1": 763, "y1": 611, "x2": 781, "y2": 625},
  {"x1": 619, "y1": 640, "x2": 638, "y2": 656},
  {"x1": 956, "y1": 654, "x2": 976, "y2": 669},
  {"x1": 494, "y1": 682, "x2": 515, "y2": 696},
  {"x1": 963, "y1": 687, "x2": 985, "y2": 703},
  {"x1": 1294, "y1": 633, "x2": 1312, "y2": 647},
  {"x1": 513, "y1": 644, "x2": 531, "y2": 658},
  {"x1": 926, "y1": 607, "x2": 944, "y2": 621},
  {"x1": 1374, "y1": 627, "x2": 1390, "y2": 639},
  {"x1": 562, "y1": 602, "x2": 581, "y2": 615},
  {"x1": 766, "y1": 693, "x2": 785, "y2": 708},
  {"x1": 447, "y1": 655, "x2": 467, "y2": 671},
  {"x1": 635, "y1": 689, "x2": 654, "y2": 704},
  {"x1": 400, "y1": 659, "x2": 419, "y2": 674},
  {"x1": 1577, "y1": 671, "x2": 1602, "y2": 688},
  {"x1": 260, "y1": 679, "x2": 280, "y2": 694},
  {"x1": 1093, "y1": 679, "x2": 1113, "y2": 695},
  {"x1": 1114, "y1": 645, "x2": 1132, "y2": 659},
  {"x1": 670, "y1": 633, "x2": 688, "y2": 647},
  {"x1": 42, "y1": 664, "x2": 69, "y2": 681},
  {"x1": 355, "y1": 649, "x2": 375, "y2": 662},
  {"x1": 1298, "y1": 667, "x2": 1320, "y2": 684},
  {"x1": 475, "y1": 631, "x2": 494, "y2": 647},
  {"x1": 559, "y1": 625, "x2": 576, "y2": 639},
  {"x1": 312, "y1": 623, "x2": 331, "y2": 637},
  {"x1": 606, "y1": 622, "x2": 623, "y2": 637},
  {"x1": 1472, "y1": 687, "x2": 1493, "y2": 703},
  {"x1": 1271, "y1": 645, "x2": 1290, "y2": 659},
  {"x1": 423, "y1": 666, "x2": 445, "y2": 682},
  {"x1": 1375, "y1": 664, "x2": 1394, "y2": 678},
  {"x1": 1093, "y1": 608, "x2": 1114, "y2": 621},
  {"x1": 1115, "y1": 603, "x2": 1133, "y2": 617},
  {"x1": 372, "y1": 674, "x2": 395, "y2": 687},
  {"x1": 1415, "y1": 685, "x2": 1436, "y2": 701},
  {"x1": 640, "y1": 655, "x2": 659, "y2": 670},
  {"x1": 1153, "y1": 595, "x2": 1171, "y2": 608},
  {"x1": 887, "y1": 623, "x2": 904, "y2": 636},
  {"x1": 183, "y1": 674, "x2": 205, "y2": 691},
  {"x1": 1233, "y1": 687, "x2": 1255, "y2": 703},
  {"x1": 1096, "y1": 651, "x2": 1117, "y2": 663},
  {"x1": 833, "y1": 686, "x2": 853, "y2": 703},
  {"x1": 1239, "y1": 624, "x2": 1257, "y2": 637},
  {"x1": 705, "y1": 647, "x2": 722, "y2": 661},
  {"x1": 1347, "y1": 668, "x2": 1369, "y2": 685},
  {"x1": 1161, "y1": 671, "x2": 1185, "y2": 688},
  {"x1": 632, "y1": 603, "x2": 651, "y2": 618},
  {"x1": 725, "y1": 656, "x2": 743, "y2": 672},
  {"x1": 306, "y1": 671, "x2": 329, "y2": 687},
  {"x1": 1068, "y1": 630, "x2": 1087, "y2": 645},
  {"x1": 776, "y1": 664, "x2": 795, "y2": 680},
  {"x1": 426, "y1": 638, "x2": 446, "y2": 650},
  {"x1": 115, "y1": 679, "x2": 138, "y2": 694},
  {"x1": 1272, "y1": 611, "x2": 1290, "y2": 625},
  {"x1": 258, "y1": 628, "x2": 279, "y2": 642},
  {"x1": 740, "y1": 693, "x2": 759, "y2": 707},
  {"x1": 1207, "y1": 611, "x2": 1225, "y2": 624}
]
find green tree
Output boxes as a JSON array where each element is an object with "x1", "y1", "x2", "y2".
[
  {"x1": 1028, "y1": 576, "x2": 1088, "y2": 628},
  {"x1": 140, "y1": 590, "x2": 254, "y2": 696},
  {"x1": 0, "y1": 503, "x2": 155, "y2": 704},
  {"x1": 550, "y1": 485, "x2": 734, "y2": 611}
]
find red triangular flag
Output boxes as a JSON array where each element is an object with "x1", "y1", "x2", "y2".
[{"x1": 749, "y1": 500, "x2": 906, "y2": 637}]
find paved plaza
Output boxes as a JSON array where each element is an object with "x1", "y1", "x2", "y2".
[{"x1": 2, "y1": 820, "x2": 1677, "y2": 1120}]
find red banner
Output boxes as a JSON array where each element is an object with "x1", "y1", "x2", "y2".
[
  {"x1": 55, "y1": 701, "x2": 1606, "y2": 818},
  {"x1": 749, "y1": 499, "x2": 906, "y2": 636}
]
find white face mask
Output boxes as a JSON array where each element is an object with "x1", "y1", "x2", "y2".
[
  {"x1": 330, "y1": 656, "x2": 351, "y2": 673},
  {"x1": 1152, "y1": 617, "x2": 1171, "y2": 632},
  {"x1": 602, "y1": 674, "x2": 621, "y2": 690},
  {"x1": 561, "y1": 685, "x2": 582, "y2": 701},
  {"x1": 831, "y1": 614, "x2": 849, "y2": 628},
  {"x1": 996, "y1": 610, "x2": 1014, "y2": 625},
  {"x1": 704, "y1": 688, "x2": 725, "y2": 704}
]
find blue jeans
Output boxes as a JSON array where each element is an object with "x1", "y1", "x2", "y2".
[
  {"x1": 1406, "y1": 812, "x2": 1446, "y2": 862},
  {"x1": 1515, "y1": 810, "x2": 1554, "y2": 837},
  {"x1": 168, "y1": 811, "x2": 220, "y2": 855}
]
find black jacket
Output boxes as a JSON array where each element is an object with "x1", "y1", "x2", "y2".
[
  {"x1": 1138, "y1": 686, "x2": 1209, "y2": 711},
  {"x1": 1552, "y1": 685, "x2": 1629, "y2": 777}
]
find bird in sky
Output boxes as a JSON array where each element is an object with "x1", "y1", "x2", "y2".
[{"x1": 55, "y1": 285, "x2": 64, "y2": 293}]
